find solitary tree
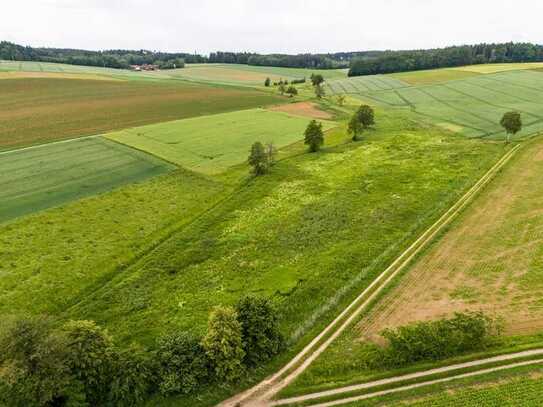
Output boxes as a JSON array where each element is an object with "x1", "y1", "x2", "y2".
[
  {"x1": 264, "y1": 77, "x2": 271, "y2": 87},
  {"x1": 356, "y1": 105, "x2": 375, "y2": 129},
  {"x1": 248, "y1": 142, "x2": 269, "y2": 175},
  {"x1": 500, "y1": 111, "x2": 522, "y2": 143},
  {"x1": 202, "y1": 306, "x2": 245, "y2": 382},
  {"x1": 304, "y1": 120, "x2": 324, "y2": 152},
  {"x1": 336, "y1": 95, "x2": 346, "y2": 107},
  {"x1": 310, "y1": 73, "x2": 324, "y2": 86},
  {"x1": 315, "y1": 83, "x2": 326, "y2": 99},
  {"x1": 348, "y1": 114, "x2": 364, "y2": 141}
]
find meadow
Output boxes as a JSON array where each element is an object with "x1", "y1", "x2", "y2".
[
  {"x1": 107, "y1": 108, "x2": 336, "y2": 174},
  {"x1": 31, "y1": 107, "x2": 500, "y2": 351},
  {"x1": 0, "y1": 76, "x2": 284, "y2": 149},
  {"x1": 326, "y1": 69, "x2": 543, "y2": 140},
  {"x1": 0, "y1": 137, "x2": 174, "y2": 222}
]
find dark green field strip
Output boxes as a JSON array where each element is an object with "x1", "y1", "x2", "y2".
[{"x1": 0, "y1": 138, "x2": 174, "y2": 222}]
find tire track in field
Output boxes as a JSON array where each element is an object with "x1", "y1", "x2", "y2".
[
  {"x1": 218, "y1": 144, "x2": 521, "y2": 407},
  {"x1": 441, "y1": 83, "x2": 543, "y2": 121},
  {"x1": 273, "y1": 355, "x2": 543, "y2": 407}
]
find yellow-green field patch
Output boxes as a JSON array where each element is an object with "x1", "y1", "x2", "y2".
[
  {"x1": 390, "y1": 68, "x2": 481, "y2": 85},
  {"x1": 457, "y1": 62, "x2": 543, "y2": 74},
  {"x1": 106, "y1": 109, "x2": 336, "y2": 174}
]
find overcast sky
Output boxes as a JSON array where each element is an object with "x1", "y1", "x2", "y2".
[{"x1": 4, "y1": 0, "x2": 543, "y2": 54}]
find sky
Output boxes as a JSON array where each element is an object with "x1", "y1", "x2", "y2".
[{"x1": 3, "y1": 0, "x2": 543, "y2": 55}]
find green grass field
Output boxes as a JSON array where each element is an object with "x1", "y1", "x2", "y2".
[
  {"x1": 0, "y1": 137, "x2": 174, "y2": 222},
  {"x1": 327, "y1": 69, "x2": 543, "y2": 140},
  {"x1": 0, "y1": 76, "x2": 284, "y2": 149},
  {"x1": 0, "y1": 166, "x2": 230, "y2": 317},
  {"x1": 107, "y1": 109, "x2": 336, "y2": 174},
  {"x1": 30, "y1": 107, "x2": 499, "y2": 352}
]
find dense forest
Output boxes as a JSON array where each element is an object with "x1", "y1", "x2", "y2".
[{"x1": 348, "y1": 43, "x2": 543, "y2": 76}]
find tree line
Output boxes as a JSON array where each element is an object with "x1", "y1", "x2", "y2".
[
  {"x1": 348, "y1": 42, "x2": 543, "y2": 76},
  {"x1": 0, "y1": 296, "x2": 283, "y2": 406},
  {"x1": 0, "y1": 41, "x2": 383, "y2": 70},
  {"x1": 0, "y1": 41, "x2": 202, "y2": 70}
]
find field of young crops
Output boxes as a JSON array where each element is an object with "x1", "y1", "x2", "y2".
[
  {"x1": 0, "y1": 76, "x2": 284, "y2": 149},
  {"x1": 326, "y1": 69, "x2": 543, "y2": 140},
  {"x1": 107, "y1": 108, "x2": 335, "y2": 174},
  {"x1": 0, "y1": 137, "x2": 174, "y2": 222}
]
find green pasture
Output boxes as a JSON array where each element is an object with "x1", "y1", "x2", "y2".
[
  {"x1": 0, "y1": 137, "x2": 174, "y2": 222},
  {"x1": 107, "y1": 108, "x2": 335, "y2": 174},
  {"x1": 327, "y1": 69, "x2": 543, "y2": 140}
]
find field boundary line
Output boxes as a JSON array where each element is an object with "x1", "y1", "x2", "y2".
[
  {"x1": 272, "y1": 348, "x2": 543, "y2": 405},
  {"x1": 218, "y1": 144, "x2": 521, "y2": 406},
  {"x1": 290, "y1": 358, "x2": 543, "y2": 407},
  {"x1": 0, "y1": 134, "x2": 102, "y2": 156}
]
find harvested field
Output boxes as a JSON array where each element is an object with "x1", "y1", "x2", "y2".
[
  {"x1": 358, "y1": 136, "x2": 543, "y2": 342},
  {"x1": 107, "y1": 108, "x2": 335, "y2": 174},
  {"x1": 268, "y1": 102, "x2": 333, "y2": 119},
  {"x1": 0, "y1": 77, "x2": 284, "y2": 149},
  {"x1": 457, "y1": 62, "x2": 543, "y2": 74},
  {"x1": 0, "y1": 137, "x2": 174, "y2": 222}
]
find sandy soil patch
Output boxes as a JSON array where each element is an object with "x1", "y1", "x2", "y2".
[{"x1": 269, "y1": 102, "x2": 333, "y2": 120}]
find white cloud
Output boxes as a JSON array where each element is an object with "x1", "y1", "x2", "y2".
[{"x1": 3, "y1": 0, "x2": 543, "y2": 54}]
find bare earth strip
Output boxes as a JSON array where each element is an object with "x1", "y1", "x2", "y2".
[
  {"x1": 359, "y1": 136, "x2": 543, "y2": 343},
  {"x1": 217, "y1": 145, "x2": 520, "y2": 406},
  {"x1": 268, "y1": 102, "x2": 333, "y2": 120}
]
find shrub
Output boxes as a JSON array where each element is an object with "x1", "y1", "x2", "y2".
[
  {"x1": 291, "y1": 77, "x2": 306, "y2": 84},
  {"x1": 286, "y1": 85, "x2": 298, "y2": 96},
  {"x1": 0, "y1": 316, "x2": 75, "y2": 406},
  {"x1": 63, "y1": 320, "x2": 115, "y2": 405},
  {"x1": 108, "y1": 346, "x2": 154, "y2": 406},
  {"x1": 235, "y1": 296, "x2": 285, "y2": 367},
  {"x1": 264, "y1": 77, "x2": 271, "y2": 87},
  {"x1": 381, "y1": 312, "x2": 499, "y2": 367},
  {"x1": 156, "y1": 332, "x2": 209, "y2": 395},
  {"x1": 202, "y1": 306, "x2": 245, "y2": 382}
]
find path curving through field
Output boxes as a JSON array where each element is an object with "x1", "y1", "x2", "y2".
[{"x1": 217, "y1": 144, "x2": 522, "y2": 406}]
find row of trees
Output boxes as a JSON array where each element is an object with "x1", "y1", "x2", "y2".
[
  {"x1": 0, "y1": 297, "x2": 283, "y2": 406},
  {"x1": 349, "y1": 42, "x2": 543, "y2": 76}
]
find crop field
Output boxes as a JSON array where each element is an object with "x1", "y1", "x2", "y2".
[
  {"x1": 165, "y1": 63, "x2": 347, "y2": 85},
  {"x1": 326, "y1": 69, "x2": 543, "y2": 140},
  {"x1": 0, "y1": 137, "x2": 174, "y2": 222},
  {"x1": 107, "y1": 108, "x2": 335, "y2": 174},
  {"x1": 0, "y1": 76, "x2": 284, "y2": 149},
  {"x1": 326, "y1": 75, "x2": 408, "y2": 94},
  {"x1": 390, "y1": 68, "x2": 482, "y2": 85},
  {"x1": 456, "y1": 62, "x2": 543, "y2": 73}
]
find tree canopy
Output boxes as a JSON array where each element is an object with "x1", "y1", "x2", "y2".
[
  {"x1": 500, "y1": 111, "x2": 522, "y2": 142},
  {"x1": 304, "y1": 120, "x2": 325, "y2": 152}
]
